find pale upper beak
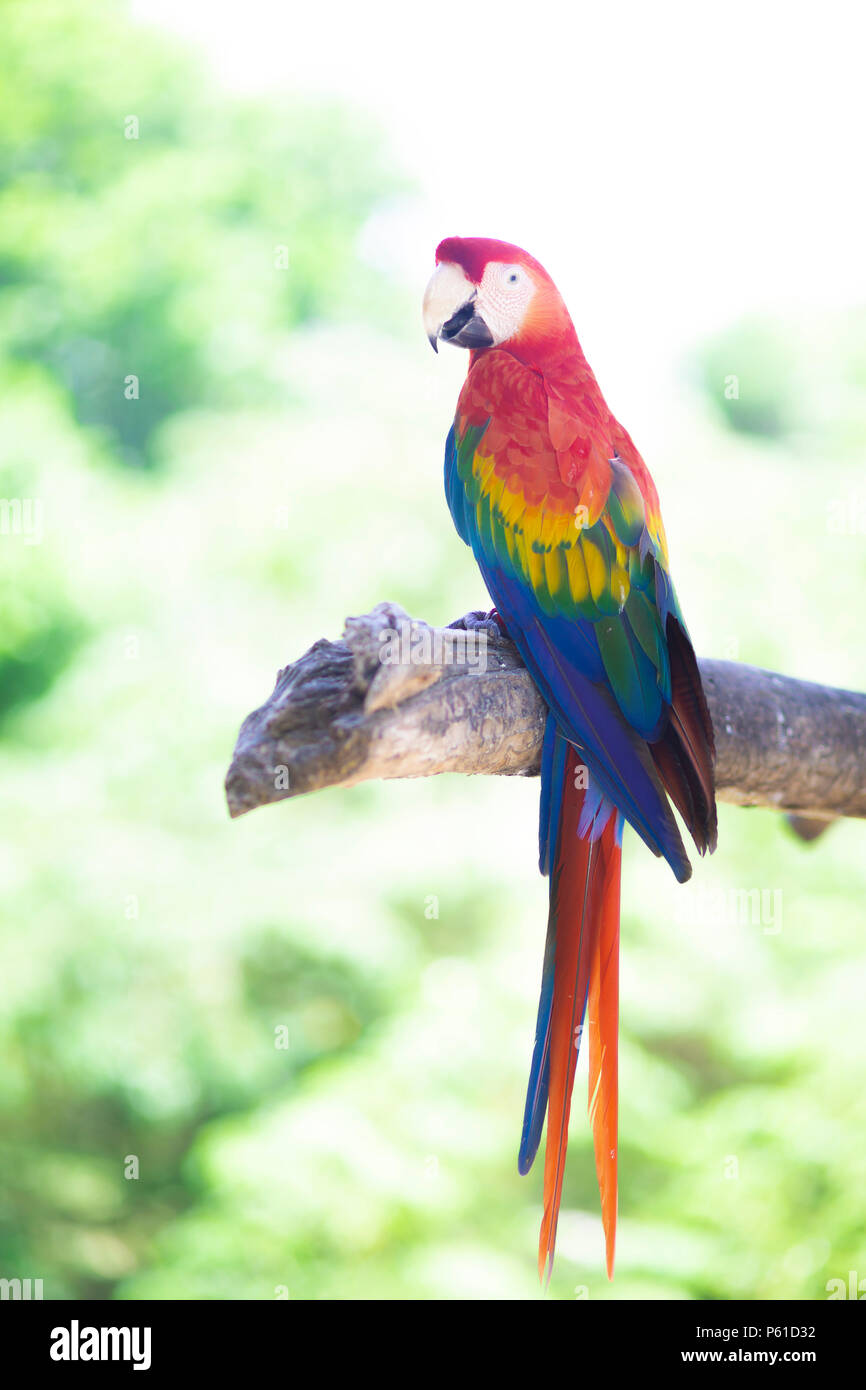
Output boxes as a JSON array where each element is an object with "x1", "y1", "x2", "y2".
[{"x1": 422, "y1": 261, "x2": 495, "y2": 353}]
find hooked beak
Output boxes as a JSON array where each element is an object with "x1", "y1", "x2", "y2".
[
  {"x1": 423, "y1": 262, "x2": 495, "y2": 353},
  {"x1": 437, "y1": 296, "x2": 495, "y2": 351}
]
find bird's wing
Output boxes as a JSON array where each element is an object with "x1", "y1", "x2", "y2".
[{"x1": 446, "y1": 348, "x2": 716, "y2": 878}]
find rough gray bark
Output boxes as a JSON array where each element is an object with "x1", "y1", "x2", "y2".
[{"x1": 225, "y1": 602, "x2": 866, "y2": 827}]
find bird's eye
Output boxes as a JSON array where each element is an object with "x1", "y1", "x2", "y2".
[{"x1": 507, "y1": 271, "x2": 519, "y2": 284}]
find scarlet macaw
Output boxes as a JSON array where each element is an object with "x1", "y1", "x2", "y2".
[{"x1": 423, "y1": 238, "x2": 717, "y2": 1280}]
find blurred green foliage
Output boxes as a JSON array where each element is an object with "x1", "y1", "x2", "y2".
[
  {"x1": 1, "y1": 0, "x2": 865, "y2": 1303},
  {"x1": 0, "y1": 0, "x2": 398, "y2": 466},
  {"x1": 696, "y1": 309, "x2": 866, "y2": 450},
  {"x1": 0, "y1": 0, "x2": 398, "y2": 721},
  {"x1": 697, "y1": 319, "x2": 798, "y2": 437}
]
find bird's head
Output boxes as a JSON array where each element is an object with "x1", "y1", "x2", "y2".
[{"x1": 422, "y1": 236, "x2": 575, "y2": 362}]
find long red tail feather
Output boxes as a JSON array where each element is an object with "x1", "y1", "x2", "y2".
[
  {"x1": 538, "y1": 755, "x2": 622, "y2": 1281},
  {"x1": 588, "y1": 834, "x2": 621, "y2": 1278}
]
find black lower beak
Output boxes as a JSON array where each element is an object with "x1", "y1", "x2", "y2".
[{"x1": 439, "y1": 299, "x2": 494, "y2": 351}]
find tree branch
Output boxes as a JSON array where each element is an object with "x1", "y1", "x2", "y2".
[{"x1": 225, "y1": 602, "x2": 866, "y2": 828}]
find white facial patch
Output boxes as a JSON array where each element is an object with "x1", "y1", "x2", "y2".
[
  {"x1": 476, "y1": 262, "x2": 536, "y2": 345},
  {"x1": 422, "y1": 261, "x2": 475, "y2": 339}
]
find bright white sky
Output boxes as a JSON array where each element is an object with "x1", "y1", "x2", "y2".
[{"x1": 134, "y1": 0, "x2": 865, "y2": 414}]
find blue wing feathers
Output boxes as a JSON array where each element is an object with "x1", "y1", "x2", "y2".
[
  {"x1": 484, "y1": 560, "x2": 691, "y2": 882},
  {"x1": 446, "y1": 421, "x2": 691, "y2": 881}
]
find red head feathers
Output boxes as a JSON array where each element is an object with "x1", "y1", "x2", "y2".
[{"x1": 429, "y1": 236, "x2": 578, "y2": 365}]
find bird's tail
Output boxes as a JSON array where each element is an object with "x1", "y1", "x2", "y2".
[{"x1": 519, "y1": 718, "x2": 623, "y2": 1281}]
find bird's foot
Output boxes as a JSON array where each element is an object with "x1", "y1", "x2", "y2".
[{"x1": 448, "y1": 608, "x2": 508, "y2": 639}]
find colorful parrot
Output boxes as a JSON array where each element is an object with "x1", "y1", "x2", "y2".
[{"x1": 423, "y1": 238, "x2": 717, "y2": 1281}]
